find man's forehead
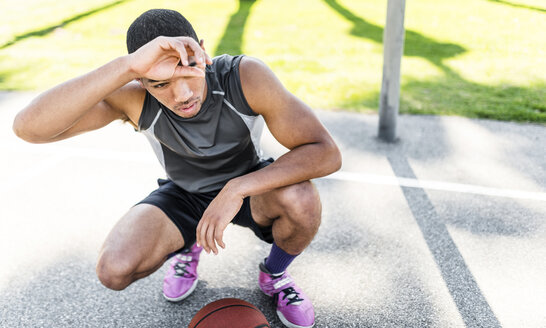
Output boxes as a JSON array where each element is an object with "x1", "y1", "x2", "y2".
[{"x1": 144, "y1": 69, "x2": 206, "y2": 84}]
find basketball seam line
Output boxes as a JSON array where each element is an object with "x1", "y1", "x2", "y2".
[{"x1": 191, "y1": 304, "x2": 267, "y2": 328}]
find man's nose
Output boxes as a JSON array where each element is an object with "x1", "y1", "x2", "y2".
[{"x1": 173, "y1": 80, "x2": 193, "y2": 103}]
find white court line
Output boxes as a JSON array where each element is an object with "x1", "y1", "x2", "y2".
[
  {"x1": 3, "y1": 141, "x2": 545, "y2": 201},
  {"x1": 325, "y1": 171, "x2": 546, "y2": 202}
]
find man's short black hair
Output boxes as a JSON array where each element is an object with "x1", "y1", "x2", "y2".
[{"x1": 126, "y1": 9, "x2": 199, "y2": 54}]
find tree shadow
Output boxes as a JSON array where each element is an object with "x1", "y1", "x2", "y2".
[
  {"x1": 387, "y1": 155, "x2": 502, "y2": 328},
  {"x1": 358, "y1": 72, "x2": 546, "y2": 123},
  {"x1": 304, "y1": 109, "x2": 544, "y2": 326},
  {"x1": 487, "y1": 0, "x2": 546, "y2": 13},
  {"x1": 214, "y1": 0, "x2": 258, "y2": 56},
  {"x1": 0, "y1": 255, "x2": 286, "y2": 327},
  {"x1": 310, "y1": 176, "x2": 488, "y2": 326},
  {"x1": 435, "y1": 193, "x2": 544, "y2": 236},
  {"x1": 311, "y1": 109, "x2": 451, "y2": 162},
  {"x1": 323, "y1": 0, "x2": 466, "y2": 64},
  {"x1": 324, "y1": 0, "x2": 546, "y2": 123},
  {"x1": 0, "y1": 0, "x2": 128, "y2": 50}
]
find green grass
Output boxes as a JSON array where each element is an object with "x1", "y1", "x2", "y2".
[{"x1": 1, "y1": 0, "x2": 545, "y2": 123}]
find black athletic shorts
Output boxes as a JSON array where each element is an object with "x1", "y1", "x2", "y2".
[{"x1": 137, "y1": 159, "x2": 274, "y2": 252}]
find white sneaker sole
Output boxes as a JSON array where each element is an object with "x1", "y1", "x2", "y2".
[
  {"x1": 163, "y1": 278, "x2": 198, "y2": 302},
  {"x1": 260, "y1": 288, "x2": 314, "y2": 328},
  {"x1": 277, "y1": 310, "x2": 315, "y2": 328}
]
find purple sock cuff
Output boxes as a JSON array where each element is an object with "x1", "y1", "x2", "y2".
[{"x1": 265, "y1": 242, "x2": 299, "y2": 274}]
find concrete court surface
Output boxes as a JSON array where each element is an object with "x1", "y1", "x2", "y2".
[{"x1": 0, "y1": 91, "x2": 545, "y2": 327}]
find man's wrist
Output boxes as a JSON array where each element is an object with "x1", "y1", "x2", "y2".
[
  {"x1": 115, "y1": 54, "x2": 140, "y2": 81},
  {"x1": 118, "y1": 54, "x2": 140, "y2": 80},
  {"x1": 224, "y1": 177, "x2": 248, "y2": 200}
]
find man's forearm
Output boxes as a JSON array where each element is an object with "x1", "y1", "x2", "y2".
[
  {"x1": 227, "y1": 141, "x2": 342, "y2": 199},
  {"x1": 13, "y1": 55, "x2": 136, "y2": 142}
]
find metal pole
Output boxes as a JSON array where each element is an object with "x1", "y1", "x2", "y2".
[{"x1": 378, "y1": 0, "x2": 406, "y2": 142}]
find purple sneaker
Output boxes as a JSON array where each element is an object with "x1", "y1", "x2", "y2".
[
  {"x1": 163, "y1": 244, "x2": 202, "y2": 302},
  {"x1": 259, "y1": 262, "x2": 315, "y2": 328}
]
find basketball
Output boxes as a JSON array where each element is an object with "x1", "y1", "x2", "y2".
[{"x1": 188, "y1": 298, "x2": 271, "y2": 328}]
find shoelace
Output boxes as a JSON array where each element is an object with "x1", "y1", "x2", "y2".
[
  {"x1": 172, "y1": 254, "x2": 193, "y2": 277},
  {"x1": 268, "y1": 273, "x2": 305, "y2": 306},
  {"x1": 281, "y1": 287, "x2": 304, "y2": 305},
  {"x1": 173, "y1": 262, "x2": 190, "y2": 277}
]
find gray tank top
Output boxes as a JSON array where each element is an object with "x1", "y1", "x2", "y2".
[{"x1": 137, "y1": 55, "x2": 265, "y2": 193}]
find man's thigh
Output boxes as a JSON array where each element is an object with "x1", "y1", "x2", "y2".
[
  {"x1": 137, "y1": 179, "x2": 217, "y2": 250},
  {"x1": 249, "y1": 180, "x2": 321, "y2": 227},
  {"x1": 99, "y1": 204, "x2": 185, "y2": 267}
]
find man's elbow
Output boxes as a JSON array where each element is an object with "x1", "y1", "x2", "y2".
[
  {"x1": 12, "y1": 113, "x2": 46, "y2": 144},
  {"x1": 12, "y1": 114, "x2": 27, "y2": 140},
  {"x1": 323, "y1": 139, "x2": 342, "y2": 174},
  {"x1": 331, "y1": 143, "x2": 343, "y2": 172}
]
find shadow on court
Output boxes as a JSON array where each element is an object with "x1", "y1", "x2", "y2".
[
  {"x1": 0, "y1": 255, "x2": 282, "y2": 327},
  {"x1": 0, "y1": 90, "x2": 545, "y2": 327},
  {"x1": 388, "y1": 155, "x2": 501, "y2": 328}
]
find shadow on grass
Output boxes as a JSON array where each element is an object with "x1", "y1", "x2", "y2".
[
  {"x1": 0, "y1": 59, "x2": 25, "y2": 91},
  {"x1": 487, "y1": 0, "x2": 546, "y2": 13},
  {"x1": 324, "y1": 0, "x2": 546, "y2": 123},
  {"x1": 214, "y1": 0, "x2": 258, "y2": 56},
  {"x1": 356, "y1": 72, "x2": 546, "y2": 123},
  {"x1": 0, "y1": 0, "x2": 128, "y2": 50},
  {"x1": 323, "y1": 0, "x2": 466, "y2": 63}
]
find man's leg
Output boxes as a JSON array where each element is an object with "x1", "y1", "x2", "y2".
[
  {"x1": 250, "y1": 180, "x2": 321, "y2": 328},
  {"x1": 96, "y1": 204, "x2": 185, "y2": 291},
  {"x1": 250, "y1": 180, "x2": 321, "y2": 255}
]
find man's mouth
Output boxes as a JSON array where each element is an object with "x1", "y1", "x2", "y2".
[{"x1": 176, "y1": 99, "x2": 199, "y2": 112}]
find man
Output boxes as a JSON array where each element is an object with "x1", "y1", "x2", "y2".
[{"x1": 13, "y1": 9, "x2": 341, "y2": 328}]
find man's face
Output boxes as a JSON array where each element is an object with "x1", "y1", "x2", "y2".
[{"x1": 141, "y1": 65, "x2": 207, "y2": 119}]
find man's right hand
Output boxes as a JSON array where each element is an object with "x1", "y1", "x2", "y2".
[
  {"x1": 128, "y1": 36, "x2": 213, "y2": 81},
  {"x1": 13, "y1": 36, "x2": 212, "y2": 144}
]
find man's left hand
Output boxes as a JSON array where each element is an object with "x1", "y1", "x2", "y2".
[{"x1": 196, "y1": 186, "x2": 245, "y2": 254}]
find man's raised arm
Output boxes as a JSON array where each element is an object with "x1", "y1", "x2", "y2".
[{"x1": 13, "y1": 36, "x2": 210, "y2": 143}]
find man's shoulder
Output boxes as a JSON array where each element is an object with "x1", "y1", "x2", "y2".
[
  {"x1": 237, "y1": 56, "x2": 267, "y2": 78},
  {"x1": 212, "y1": 53, "x2": 238, "y2": 66},
  {"x1": 106, "y1": 81, "x2": 147, "y2": 127},
  {"x1": 209, "y1": 54, "x2": 244, "y2": 78},
  {"x1": 213, "y1": 54, "x2": 264, "y2": 73}
]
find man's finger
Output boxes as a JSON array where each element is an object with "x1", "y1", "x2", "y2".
[
  {"x1": 174, "y1": 40, "x2": 190, "y2": 66},
  {"x1": 214, "y1": 228, "x2": 225, "y2": 249},
  {"x1": 159, "y1": 38, "x2": 189, "y2": 66},
  {"x1": 173, "y1": 65, "x2": 205, "y2": 78},
  {"x1": 197, "y1": 221, "x2": 209, "y2": 253},
  {"x1": 165, "y1": 38, "x2": 189, "y2": 66},
  {"x1": 176, "y1": 37, "x2": 204, "y2": 66},
  {"x1": 206, "y1": 225, "x2": 217, "y2": 255}
]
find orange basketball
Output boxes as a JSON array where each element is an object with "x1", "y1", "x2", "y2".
[{"x1": 188, "y1": 298, "x2": 271, "y2": 328}]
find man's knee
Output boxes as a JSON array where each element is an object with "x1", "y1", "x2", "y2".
[
  {"x1": 278, "y1": 181, "x2": 322, "y2": 232},
  {"x1": 96, "y1": 251, "x2": 137, "y2": 291}
]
